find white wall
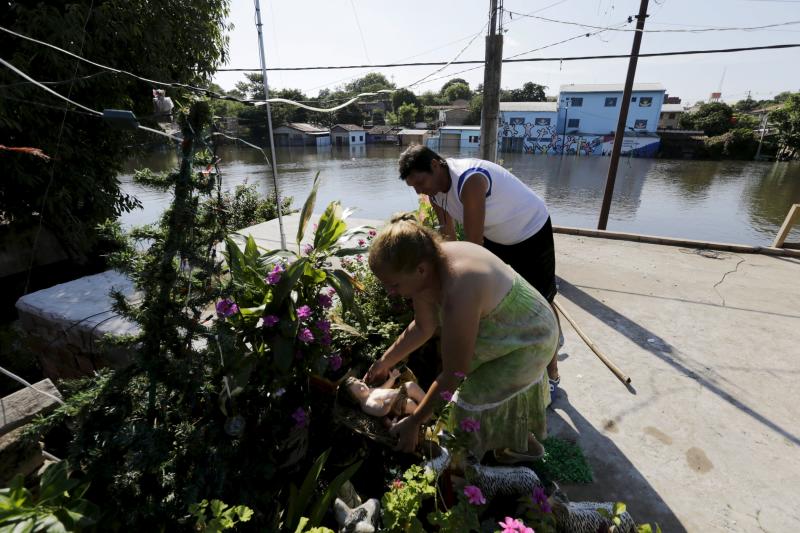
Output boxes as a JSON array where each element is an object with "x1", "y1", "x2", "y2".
[{"x1": 558, "y1": 90, "x2": 664, "y2": 134}]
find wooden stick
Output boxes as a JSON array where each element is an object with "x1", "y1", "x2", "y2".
[{"x1": 553, "y1": 299, "x2": 632, "y2": 385}]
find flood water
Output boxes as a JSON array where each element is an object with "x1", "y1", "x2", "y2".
[{"x1": 120, "y1": 144, "x2": 800, "y2": 247}]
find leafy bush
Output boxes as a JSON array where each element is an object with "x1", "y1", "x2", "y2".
[
  {"x1": 206, "y1": 182, "x2": 293, "y2": 232},
  {"x1": 704, "y1": 128, "x2": 758, "y2": 160}
]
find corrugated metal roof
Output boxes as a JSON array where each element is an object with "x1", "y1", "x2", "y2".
[
  {"x1": 499, "y1": 102, "x2": 558, "y2": 112},
  {"x1": 367, "y1": 125, "x2": 401, "y2": 135},
  {"x1": 285, "y1": 122, "x2": 328, "y2": 133},
  {"x1": 559, "y1": 83, "x2": 665, "y2": 93},
  {"x1": 440, "y1": 126, "x2": 481, "y2": 131},
  {"x1": 398, "y1": 129, "x2": 428, "y2": 135},
  {"x1": 331, "y1": 124, "x2": 365, "y2": 132},
  {"x1": 661, "y1": 104, "x2": 686, "y2": 113}
]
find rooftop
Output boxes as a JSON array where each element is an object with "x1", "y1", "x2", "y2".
[
  {"x1": 559, "y1": 83, "x2": 665, "y2": 93},
  {"x1": 366, "y1": 125, "x2": 401, "y2": 135},
  {"x1": 440, "y1": 125, "x2": 481, "y2": 131},
  {"x1": 661, "y1": 103, "x2": 686, "y2": 113},
  {"x1": 398, "y1": 129, "x2": 429, "y2": 135},
  {"x1": 499, "y1": 102, "x2": 558, "y2": 112},
  {"x1": 284, "y1": 122, "x2": 328, "y2": 133},
  {"x1": 331, "y1": 124, "x2": 365, "y2": 132}
]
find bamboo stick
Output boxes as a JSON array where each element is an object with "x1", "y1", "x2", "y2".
[{"x1": 553, "y1": 299, "x2": 632, "y2": 385}]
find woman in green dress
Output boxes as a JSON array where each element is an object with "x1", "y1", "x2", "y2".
[{"x1": 364, "y1": 214, "x2": 558, "y2": 462}]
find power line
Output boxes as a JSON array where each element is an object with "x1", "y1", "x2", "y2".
[
  {"x1": 348, "y1": 0, "x2": 371, "y2": 64},
  {"x1": 504, "y1": 11, "x2": 800, "y2": 33}
]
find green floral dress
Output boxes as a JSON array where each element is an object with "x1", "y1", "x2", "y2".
[{"x1": 446, "y1": 275, "x2": 557, "y2": 459}]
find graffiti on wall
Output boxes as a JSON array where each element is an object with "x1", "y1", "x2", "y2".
[{"x1": 497, "y1": 116, "x2": 659, "y2": 157}]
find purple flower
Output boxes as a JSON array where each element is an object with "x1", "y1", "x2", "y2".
[
  {"x1": 318, "y1": 293, "x2": 333, "y2": 309},
  {"x1": 463, "y1": 485, "x2": 485, "y2": 505},
  {"x1": 460, "y1": 418, "x2": 480, "y2": 433},
  {"x1": 215, "y1": 299, "x2": 239, "y2": 318},
  {"x1": 263, "y1": 315, "x2": 279, "y2": 327},
  {"x1": 532, "y1": 486, "x2": 552, "y2": 514},
  {"x1": 320, "y1": 332, "x2": 332, "y2": 346},
  {"x1": 302, "y1": 243, "x2": 313, "y2": 255},
  {"x1": 315, "y1": 319, "x2": 331, "y2": 333},
  {"x1": 358, "y1": 239, "x2": 366, "y2": 247},
  {"x1": 327, "y1": 288, "x2": 336, "y2": 297},
  {"x1": 328, "y1": 353, "x2": 342, "y2": 371},
  {"x1": 266, "y1": 263, "x2": 283, "y2": 285},
  {"x1": 297, "y1": 305, "x2": 312, "y2": 320},
  {"x1": 298, "y1": 328, "x2": 314, "y2": 344},
  {"x1": 440, "y1": 390, "x2": 453, "y2": 402},
  {"x1": 291, "y1": 407, "x2": 308, "y2": 428},
  {"x1": 454, "y1": 371, "x2": 467, "y2": 379}
]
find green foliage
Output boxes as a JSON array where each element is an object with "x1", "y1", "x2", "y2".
[
  {"x1": 733, "y1": 96, "x2": 758, "y2": 113},
  {"x1": 392, "y1": 89, "x2": 419, "y2": 111},
  {"x1": 204, "y1": 182, "x2": 293, "y2": 233},
  {"x1": 501, "y1": 82, "x2": 547, "y2": 102},
  {"x1": 427, "y1": 496, "x2": 480, "y2": 533},
  {"x1": 388, "y1": 103, "x2": 419, "y2": 127},
  {"x1": 0, "y1": 323, "x2": 40, "y2": 397},
  {"x1": 443, "y1": 82, "x2": 471, "y2": 103},
  {"x1": 465, "y1": 94, "x2": 483, "y2": 125},
  {"x1": 0, "y1": 461, "x2": 98, "y2": 532},
  {"x1": 679, "y1": 102, "x2": 734, "y2": 136},
  {"x1": 439, "y1": 79, "x2": 470, "y2": 96},
  {"x1": 344, "y1": 73, "x2": 395, "y2": 95},
  {"x1": 533, "y1": 437, "x2": 593, "y2": 484},
  {"x1": 189, "y1": 499, "x2": 253, "y2": 532},
  {"x1": 380, "y1": 466, "x2": 436, "y2": 533},
  {"x1": 768, "y1": 92, "x2": 800, "y2": 159},
  {"x1": 0, "y1": 0, "x2": 230, "y2": 258},
  {"x1": 703, "y1": 128, "x2": 759, "y2": 160}
]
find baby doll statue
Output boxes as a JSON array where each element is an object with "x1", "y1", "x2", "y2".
[{"x1": 343, "y1": 368, "x2": 426, "y2": 418}]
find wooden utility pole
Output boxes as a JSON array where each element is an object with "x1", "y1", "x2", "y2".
[
  {"x1": 597, "y1": 0, "x2": 649, "y2": 230},
  {"x1": 480, "y1": 0, "x2": 503, "y2": 162}
]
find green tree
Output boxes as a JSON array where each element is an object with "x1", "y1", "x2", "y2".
[
  {"x1": 419, "y1": 91, "x2": 445, "y2": 106},
  {"x1": 392, "y1": 88, "x2": 419, "y2": 111},
  {"x1": 372, "y1": 108, "x2": 386, "y2": 125},
  {"x1": 734, "y1": 96, "x2": 758, "y2": 113},
  {"x1": 679, "y1": 102, "x2": 734, "y2": 136},
  {"x1": 440, "y1": 78, "x2": 470, "y2": 96},
  {"x1": 464, "y1": 94, "x2": 483, "y2": 125},
  {"x1": 768, "y1": 92, "x2": 800, "y2": 159},
  {"x1": 0, "y1": 0, "x2": 230, "y2": 259},
  {"x1": 344, "y1": 72, "x2": 394, "y2": 94},
  {"x1": 235, "y1": 75, "x2": 313, "y2": 138},
  {"x1": 443, "y1": 82, "x2": 471, "y2": 102},
  {"x1": 388, "y1": 102, "x2": 418, "y2": 127}
]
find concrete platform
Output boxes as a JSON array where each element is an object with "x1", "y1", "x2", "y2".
[{"x1": 242, "y1": 214, "x2": 800, "y2": 532}]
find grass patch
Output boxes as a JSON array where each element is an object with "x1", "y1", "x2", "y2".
[{"x1": 534, "y1": 436, "x2": 593, "y2": 484}]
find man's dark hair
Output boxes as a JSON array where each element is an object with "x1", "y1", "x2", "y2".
[{"x1": 398, "y1": 144, "x2": 445, "y2": 180}]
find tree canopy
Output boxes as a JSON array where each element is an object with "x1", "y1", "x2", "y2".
[
  {"x1": 500, "y1": 82, "x2": 547, "y2": 102},
  {"x1": 679, "y1": 102, "x2": 735, "y2": 136},
  {"x1": 769, "y1": 92, "x2": 800, "y2": 159},
  {"x1": 0, "y1": 0, "x2": 231, "y2": 258},
  {"x1": 443, "y1": 82, "x2": 471, "y2": 102}
]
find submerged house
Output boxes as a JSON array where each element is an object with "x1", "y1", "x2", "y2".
[
  {"x1": 272, "y1": 123, "x2": 330, "y2": 147},
  {"x1": 330, "y1": 124, "x2": 366, "y2": 146}
]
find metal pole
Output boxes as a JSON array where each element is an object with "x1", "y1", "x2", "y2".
[
  {"x1": 597, "y1": 0, "x2": 649, "y2": 230},
  {"x1": 480, "y1": 0, "x2": 503, "y2": 163},
  {"x1": 254, "y1": 0, "x2": 286, "y2": 249},
  {"x1": 755, "y1": 113, "x2": 768, "y2": 160}
]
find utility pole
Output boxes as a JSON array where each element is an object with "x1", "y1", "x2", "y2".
[
  {"x1": 597, "y1": 0, "x2": 649, "y2": 230},
  {"x1": 254, "y1": 0, "x2": 286, "y2": 249},
  {"x1": 755, "y1": 113, "x2": 768, "y2": 160},
  {"x1": 480, "y1": 0, "x2": 503, "y2": 162}
]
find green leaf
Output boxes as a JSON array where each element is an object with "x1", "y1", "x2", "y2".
[
  {"x1": 286, "y1": 450, "x2": 329, "y2": 531},
  {"x1": 294, "y1": 516, "x2": 309, "y2": 533},
  {"x1": 244, "y1": 235, "x2": 259, "y2": 263},
  {"x1": 314, "y1": 201, "x2": 347, "y2": 250},
  {"x1": 309, "y1": 459, "x2": 363, "y2": 526},
  {"x1": 9, "y1": 517, "x2": 35, "y2": 533},
  {"x1": 613, "y1": 502, "x2": 627, "y2": 516},
  {"x1": 270, "y1": 258, "x2": 308, "y2": 311},
  {"x1": 328, "y1": 269, "x2": 365, "y2": 327},
  {"x1": 224, "y1": 237, "x2": 247, "y2": 279},
  {"x1": 297, "y1": 172, "x2": 321, "y2": 245},
  {"x1": 272, "y1": 335, "x2": 295, "y2": 372}
]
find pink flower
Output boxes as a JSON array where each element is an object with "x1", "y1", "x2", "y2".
[
  {"x1": 328, "y1": 353, "x2": 342, "y2": 371},
  {"x1": 463, "y1": 485, "x2": 485, "y2": 505},
  {"x1": 315, "y1": 319, "x2": 331, "y2": 333},
  {"x1": 391, "y1": 479, "x2": 404, "y2": 490},
  {"x1": 454, "y1": 371, "x2": 466, "y2": 379},
  {"x1": 215, "y1": 299, "x2": 239, "y2": 318},
  {"x1": 298, "y1": 328, "x2": 314, "y2": 344},
  {"x1": 297, "y1": 305, "x2": 312, "y2": 320},
  {"x1": 460, "y1": 418, "x2": 480, "y2": 433},
  {"x1": 263, "y1": 315, "x2": 279, "y2": 327},
  {"x1": 327, "y1": 288, "x2": 336, "y2": 296},
  {"x1": 358, "y1": 239, "x2": 366, "y2": 247},
  {"x1": 498, "y1": 517, "x2": 523, "y2": 533},
  {"x1": 317, "y1": 293, "x2": 333, "y2": 309},
  {"x1": 302, "y1": 243, "x2": 313, "y2": 255},
  {"x1": 368, "y1": 229, "x2": 377, "y2": 237},
  {"x1": 440, "y1": 390, "x2": 453, "y2": 402},
  {"x1": 291, "y1": 407, "x2": 308, "y2": 428},
  {"x1": 266, "y1": 264, "x2": 283, "y2": 285},
  {"x1": 356, "y1": 254, "x2": 364, "y2": 262}
]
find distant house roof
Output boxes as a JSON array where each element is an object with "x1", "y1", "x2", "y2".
[
  {"x1": 499, "y1": 102, "x2": 558, "y2": 112},
  {"x1": 285, "y1": 122, "x2": 328, "y2": 133},
  {"x1": 440, "y1": 126, "x2": 481, "y2": 131},
  {"x1": 367, "y1": 125, "x2": 401, "y2": 135},
  {"x1": 331, "y1": 124, "x2": 365, "y2": 132},
  {"x1": 661, "y1": 104, "x2": 686, "y2": 113},
  {"x1": 398, "y1": 129, "x2": 429, "y2": 135},
  {"x1": 559, "y1": 83, "x2": 665, "y2": 93}
]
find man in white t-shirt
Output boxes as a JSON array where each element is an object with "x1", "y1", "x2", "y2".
[{"x1": 398, "y1": 144, "x2": 562, "y2": 392}]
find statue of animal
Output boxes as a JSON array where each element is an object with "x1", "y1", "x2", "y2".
[
  {"x1": 333, "y1": 497, "x2": 380, "y2": 533},
  {"x1": 464, "y1": 462, "x2": 543, "y2": 500},
  {"x1": 550, "y1": 486, "x2": 636, "y2": 533}
]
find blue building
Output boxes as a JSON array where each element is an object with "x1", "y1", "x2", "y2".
[{"x1": 495, "y1": 83, "x2": 666, "y2": 157}]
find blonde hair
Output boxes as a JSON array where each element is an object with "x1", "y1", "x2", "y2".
[{"x1": 368, "y1": 213, "x2": 443, "y2": 274}]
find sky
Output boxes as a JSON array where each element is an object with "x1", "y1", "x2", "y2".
[{"x1": 212, "y1": 0, "x2": 800, "y2": 106}]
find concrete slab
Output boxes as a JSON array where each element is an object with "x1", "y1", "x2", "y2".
[{"x1": 249, "y1": 214, "x2": 800, "y2": 532}]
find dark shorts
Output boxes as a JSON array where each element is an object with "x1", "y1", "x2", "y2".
[{"x1": 484, "y1": 217, "x2": 557, "y2": 302}]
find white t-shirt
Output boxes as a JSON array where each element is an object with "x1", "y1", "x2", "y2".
[{"x1": 429, "y1": 158, "x2": 549, "y2": 245}]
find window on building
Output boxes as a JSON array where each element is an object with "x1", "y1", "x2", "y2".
[
  {"x1": 631, "y1": 96, "x2": 637, "y2": 102},
  {"x1": 633, "y1": 119, "x2": 647, "y2": 129},
  {"x1": 569, "y1": 97, "x2": 583, "y2": 107},
  {"x1": 639, "y1": 97, "x2": 653, "y2": 107},
  {"x1": 359, "y1": 135, "x2": 364, "y2": 141},
  {"x1": 468, "y1": 135, "x2": 480, "y2": 143},
  {"x1": 534, "y1": 118, "x2": 551, "y2": 126},
  {"x1": 351, "y1": 136, "x2": 356, "y2": 142},
  {"x1": 567, "y1": 118, "x2": 580, "y2": 129},
  {"x1": 668, "y1": 113, "x2": 676, "y2": 119},
  {"x1": 510, "y1": 117, "x2": 524, "y2": 125},
  {"x1": 605, "y1": 97, "x2": 617, "y2": 107}
]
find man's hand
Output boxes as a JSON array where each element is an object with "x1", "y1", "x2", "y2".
[
  {"x1": 389, "y1": 368, "x2": 401, "y2": 380},
  {"x1": 364, "y1": 358, "x2": 390, "y2": 385},
  {"x1": 389, "y1": 414, "x2": 421, "y2": 453}
]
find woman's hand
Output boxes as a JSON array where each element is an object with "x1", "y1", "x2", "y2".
[
  {"x1": 364, "y1": 358, "x2": 391, "y2": 385},
  {"x1": 389, "y1": 414, "x2": 421, "y2": 453}
]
